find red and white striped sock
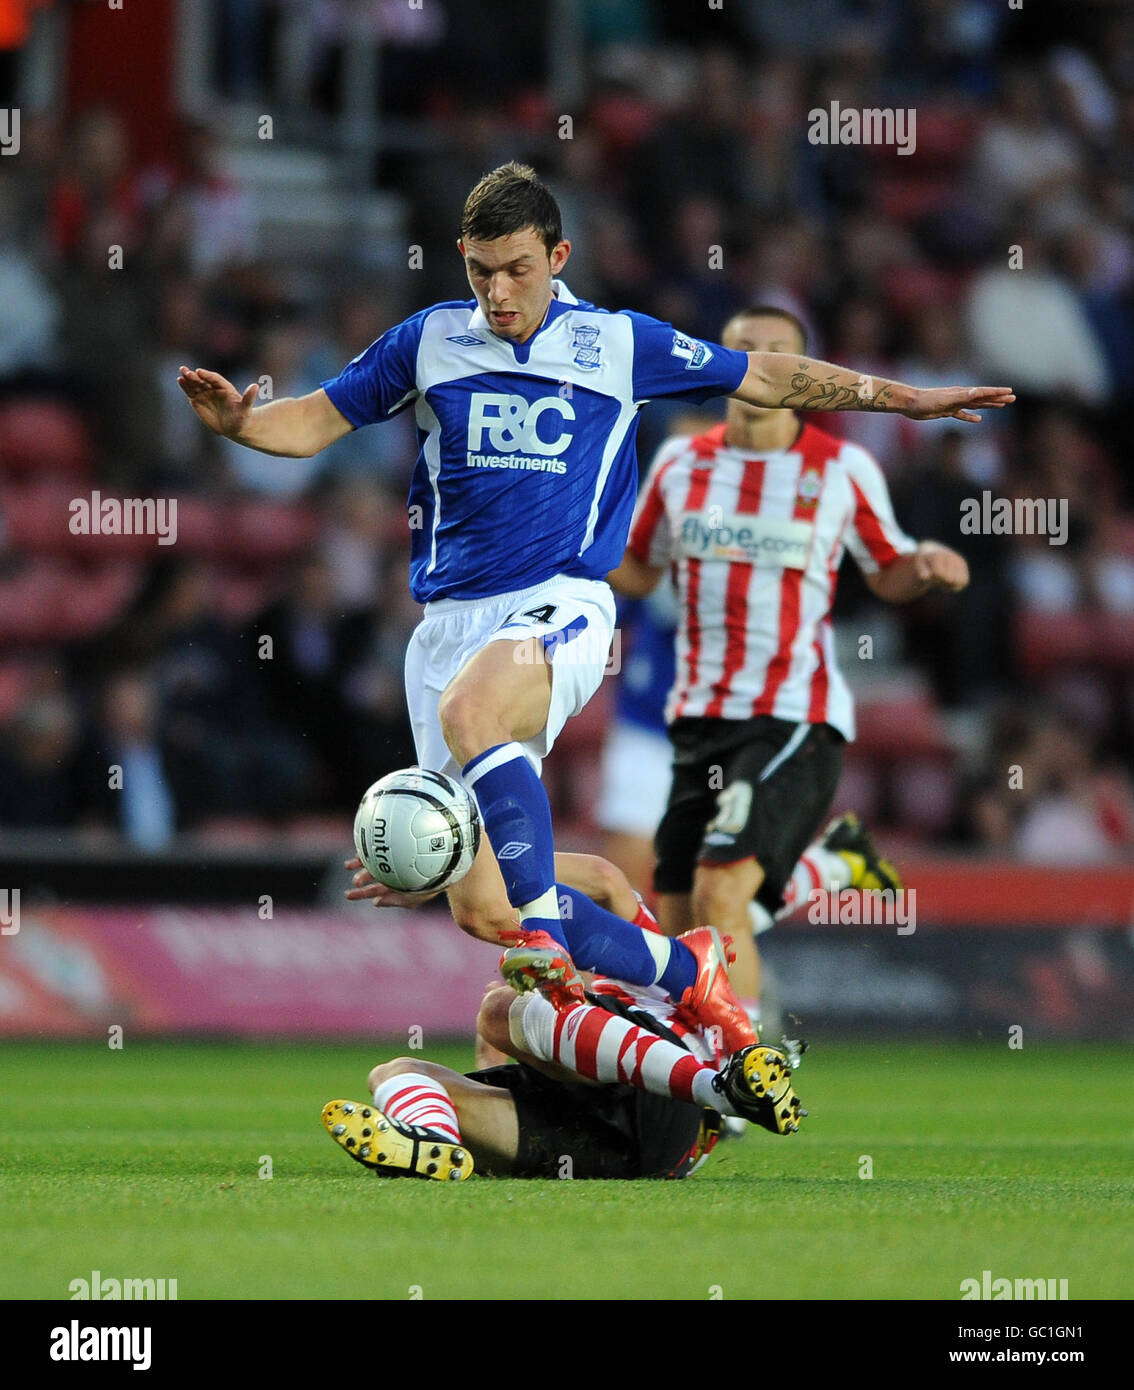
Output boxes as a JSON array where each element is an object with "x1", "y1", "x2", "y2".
[
  {"x1": 516, "y1": 994, "x2": 723, "y2": 1111},
  {"x1": 780, "y1": 844, "x2": 851, "y2": 916},
  {"x1": 371, "y1": 1072, "x2": 462, "y2": 1144}
]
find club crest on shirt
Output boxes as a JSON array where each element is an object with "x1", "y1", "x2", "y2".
[
  {"x1": 571, "y1": 324, "x2": 601, "y2": 370},
  {"x1": 795, "y1": 467, "x2": 823, "y2": 510}
]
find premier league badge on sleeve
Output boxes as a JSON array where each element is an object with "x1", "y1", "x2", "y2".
[
  {"x1": 671, "y1": 331, "x2": 714, "y2": 370},
  {"x1": 572, "y1": 324, "x2": 602, "y2": 370}
]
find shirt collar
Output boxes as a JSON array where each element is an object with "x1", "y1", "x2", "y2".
[{"x1": 467, "y1": 279, "x2": 578, "y2": 336}]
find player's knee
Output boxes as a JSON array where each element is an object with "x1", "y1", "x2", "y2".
[
  {"x1": 366, "y1": 1056, "x2": 424, "y2": 1093},
  {"x1": 476, "y1": 986, "x2": 516, "y2": 1055},
  {"x1": 588, "y1": 853, "x2": 629, "y2": 911},
  {"x1": 438, "y1": 684, "x2": 503, "y2": 764}
]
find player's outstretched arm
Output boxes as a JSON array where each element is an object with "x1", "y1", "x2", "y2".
[
  {"x1": 733, "y1": 354, "x2": 1014, "y2": 423},
  {"x1": 866, "y1": 541, "x2": 969, "y2": 602},
  {"x1": 177, "y1": 368, "x2": 354, "y2": 457}
]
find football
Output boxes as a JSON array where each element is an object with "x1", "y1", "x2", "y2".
[{"x1": 353, "y1": 767, "x2": 481, "y2": 894}]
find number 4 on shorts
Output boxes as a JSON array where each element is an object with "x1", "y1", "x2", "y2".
[{"x1": 521, "y1": 604, "x2": 558, "y2": 624}]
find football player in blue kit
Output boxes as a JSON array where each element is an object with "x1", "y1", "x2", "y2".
[{"x1": 179, "y1": 162, "x2": 1012, "y2": 1046}]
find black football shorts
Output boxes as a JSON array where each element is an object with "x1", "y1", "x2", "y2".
[
  {"x1": 465, "y1": 995, "x2": 713, "y2": 1180},
  {"x1": 654, "y1": 715, "x2": 844, "y2": 913}
]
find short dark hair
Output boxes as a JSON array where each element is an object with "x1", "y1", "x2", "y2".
[
  {"x1": 726, "y1": 304, "x2": 809, "y2": 352},
  {"x1": 460, "y1": 162, "x2": 563, "y2": 254}
]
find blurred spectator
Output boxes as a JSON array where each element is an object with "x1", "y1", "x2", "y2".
[
  {"x1": 0, "y1": 692, "x2": 81, "y2": 828},
  {"x1": 217, "y1": 321, "x2": 327, "y2": 496},
  {"x1": 970, "y1": 708, "x2": 1134, "y2": 863},
  {"x1": 896, "y1": 302, "x2": 1005, "y2": 477},
  {"x1": 897, "y1": 428, "x2": 1013, "y2": 706},
  {"x1": 78, "y1": 670, "x2": 178, "y2": 850},
  {"x1": 299, "y1": 288, "x2": 417, "y2": 487},
  {"x1": 99, "y1": 561, "x2": 315, "y2": 818},
  {"x1": 968, "y1": 63, "x2": 1087, "y2": 234},
  {"x1": 824, "y1": 295, "x2": 904, "y2": 470},
  {"x1": 0, "y1": 189, "x2": 59, "y2": 381},
  {"x1": 1058, "y1": 222, "x2": 1134, "y2": 401},
  {"x1": 320, "y1": 479, "x2": 395, "y2": 611},
  {"x1": 0, "y1": 0, "x2": 1130, "y2": 850},
  {"x1": 258, "y1": 552, "x2": 416, "y2": 803},
  {"x1": 151, "y1": 121, "x2": 258, "y2": 278},
  {"x1": 964, "y1": 236, "x2": 1112, "y2": 407},
  {"x1": 49, "y1": 108, "x2": 149, "y2": 265}
]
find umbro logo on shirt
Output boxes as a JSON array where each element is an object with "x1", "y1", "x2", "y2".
[
  {"x1": 446, "y1": 334, "x2": 485, "y2": 346},
  {"x1": 496, "y1": 842, "x2": 532, "y2": 859}
]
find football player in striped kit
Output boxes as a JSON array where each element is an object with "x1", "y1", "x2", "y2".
[
  {"x1": 324, "y1": 852, "x2": 803, "y2": 1182},
  {"x1": 611, "y1": 305, "x2": 970, "y2": 1021},
  {"x1": 180, "y1": 164, "x2": 1009, "y2": 1039}
]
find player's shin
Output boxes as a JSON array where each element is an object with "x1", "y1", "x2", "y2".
[
  {"x1": 556, "y1": 885, "x2": 696, "y2": 996},
  {"x1": 510, "y1": 992, "x2": 720, "y2": 1109},
  {"x1": 462, "y1": 743, "x2": 566, "y2": 945},
  {"x1": 463, "y1": 743, "x2": 698, "y2": 996}
]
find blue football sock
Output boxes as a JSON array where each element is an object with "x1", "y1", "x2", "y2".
[
  {"x1": 462, "y1": 743, "x2": 567, "y2": 949},
  {"x1": 556, "y1": 885, "x2": 697, "y2": 996}
]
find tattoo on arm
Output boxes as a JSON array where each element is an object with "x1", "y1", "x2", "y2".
[{"x1": 776, "y1": 370, "x2": 898, "y2": 413}]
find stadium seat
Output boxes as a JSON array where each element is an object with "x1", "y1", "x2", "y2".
[
  {"x1": 168, "y1": 496, "x2": 226, "y2": 555},
  {"x1": 853, "y1": 692, "x2": 950, "y2": 758},
  {"x1": 0, "y1": 481, "x2": 174, "y2": 558},
  {"x1": 212, "y1": 569, "x2": 282, "y2": 623},
  {"x1": 1016, "y1": 611, "x2": 1097, "y2": 675},
  {"x1": 226, "y1": 499, "x2": 321, "y2": 561},
  {"x1": 0, "y1": 558, "x2": 139, "y2": 644},
  {"x1": 891, "y1": 756, "x2": 957, "y2": 835},
  {"x1": 282, "y1": 815, "x2": 352, "y2": 851},
  {"x1": 0, "y1": 399, "x2": 93, "y2": 479},
  {"x1": 191, "y1": 817, "x2": 274, "y2": 848},
  {"x1": 0, "y1": 661, "x2": 32, "y2": 724},
  {"x1": 1100, "y1": 613, "x2": 1134, "y2": 668},
  {"x1": 831, "y1": 756, "x2": 882, "y2": 825}
]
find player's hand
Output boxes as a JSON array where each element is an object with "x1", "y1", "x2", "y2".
[
  {"x1": 343, "y1": 856, "x2": 443, "y2": 909},
  {"x1": 177, "y1": 365, "x2": 260, "y2": 439},
  {"x1": 913, "y1": 542, "x2": 969, "y2": 593},
  {"x1": 900, "y1": 385, "x2": 1014, "y2": 423}
]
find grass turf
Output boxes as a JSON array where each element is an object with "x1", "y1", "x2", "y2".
[{"x1": 1, "y1": 1039, "x2": 1130, "y2": 1301}]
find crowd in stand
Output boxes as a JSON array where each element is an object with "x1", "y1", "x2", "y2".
[{"x1": 0, "y1": 0, "x2": 1131, "y2": 861}]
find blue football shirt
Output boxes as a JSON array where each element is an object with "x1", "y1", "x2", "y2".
[{"x1": 320, "y1": 281, "x2": 748, "y2": 603}]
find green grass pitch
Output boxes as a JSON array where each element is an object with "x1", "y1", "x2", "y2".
[{"x1": 2, "y1": 1039, "x2": 1130, "y2": 1300}]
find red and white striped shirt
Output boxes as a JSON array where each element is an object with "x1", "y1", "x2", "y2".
[{"x1": 627, "y1": 420, "x2": 915, "y2": 739}]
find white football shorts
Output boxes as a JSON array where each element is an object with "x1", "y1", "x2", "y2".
[{"x1": 404, "y1": 574, "x2": 616, "y2": 778}]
